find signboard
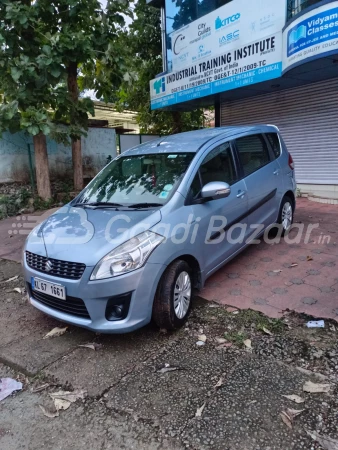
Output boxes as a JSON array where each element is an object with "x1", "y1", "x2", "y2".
[
  {"x1": 151, "y1": 33, "x2": 283, "y2": 110},
  {"x1": 171, "y1": 0, "x2": 287, "y2": 71},
  {"x1": 283, "y1": 1, "x2": 338, "y2": 72},
  {"x1": 150, "y1": 0, "x2": 286, "y2": 110}
]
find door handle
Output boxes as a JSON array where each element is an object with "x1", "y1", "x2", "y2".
[
  {"x1": 273, "y1": 169, "x2": 280, "y2": 175},
  {"x1": 237, "y1": 190, "x2": 246, "y2": 198}
]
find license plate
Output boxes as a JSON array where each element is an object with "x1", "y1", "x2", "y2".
[{"x1": 31, "y1": 277, "x2": 66, "y2": 300}]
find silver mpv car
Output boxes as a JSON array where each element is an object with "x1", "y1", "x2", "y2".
[{"x1": 23, "y1": 126, "x2": 296, "y2": 333}]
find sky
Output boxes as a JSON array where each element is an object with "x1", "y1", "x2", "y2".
[{"x1": 99, "y1": 0, "x2": 133, "y2": 26}]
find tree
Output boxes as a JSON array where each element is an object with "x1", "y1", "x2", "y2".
[
  {"x1": 0, "y1": 0, "x2": 63, "y2": 199},
  {"x1": 117, "y1": 0, "x2": 206, "y2": 135},
  {"x1": 0, "y1": 0, "x2": 130, "y2": 198},
  {"x1": 37, "y1": 0, "x2": 130, "y2": 190}
]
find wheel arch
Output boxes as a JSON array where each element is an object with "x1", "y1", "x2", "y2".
[
  {"x1": 163, "y1": 254, "x2": 202, "y2": 290},
  {"x1": 283, "y1": 190, "x2": 296, "y2": 210}
]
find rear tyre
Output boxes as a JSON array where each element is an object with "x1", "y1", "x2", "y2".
[
  {"x1": 152, "y1": 260, "x2": 192, "y2": 330},
  {"x1": 277, "y1": 196, "x2": 294, "y2": 236}
]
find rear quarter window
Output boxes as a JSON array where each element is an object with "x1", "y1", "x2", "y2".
[
  {"x1": 236, "y1": 134, "x2": 270, "y2": 177},
  {"x1": 266, "y1": 133, "x2": 281, "y2": 159}
]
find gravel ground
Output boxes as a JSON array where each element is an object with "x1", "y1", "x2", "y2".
[{"x1": 0, "y1": 259, "x2": 338, "y2": 450}]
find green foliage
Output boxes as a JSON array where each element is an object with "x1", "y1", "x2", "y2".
[
  {"x1": 0, "y1": 188, "x2": 32, "y2": 219},
  {"x1": 0, "y1": 0, "x2": 131, "y2": 141},
  {"x1": 116, "y1": 0, "x2": 206, "y2": 135},
  {"x1": 33, "y1": 196, "x2": 55, "y2": 211},
  {"x1": 231, "y1": 309, "x2": 285, "y2": 334},
  {"x1": 224, "y1": 330, "x2": 248, "y2": 346}
]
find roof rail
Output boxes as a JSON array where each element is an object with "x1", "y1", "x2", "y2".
[{"x1": 266, "y1": 124, "x2": 280, "y2": 131}]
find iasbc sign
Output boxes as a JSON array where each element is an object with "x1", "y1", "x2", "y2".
[
  {"x1": 219, "y1": 30, "x2": 240, "y2": 47},
  {"x1": 283, "y1": 1, "x2": 338, "y2": 72}
]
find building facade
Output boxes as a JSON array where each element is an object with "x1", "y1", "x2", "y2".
[{"x1": 148, "y1": 0, "x2": 338, "y2": 200}]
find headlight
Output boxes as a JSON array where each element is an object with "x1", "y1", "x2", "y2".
[{"x1": 90, "y1": 231, "x2": 164, "y2": 280}]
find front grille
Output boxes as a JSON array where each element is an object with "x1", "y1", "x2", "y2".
[
  {"x1": 26, "y1": 251, "x2": 86, "y2": 280},
  {"x1": 30, "y1": 287, "x2": 90, "y2": 319}
]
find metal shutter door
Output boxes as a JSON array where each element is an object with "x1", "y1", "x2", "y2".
[{"x1": 220, "y1": 79, "x2": 338, "y2": 184}]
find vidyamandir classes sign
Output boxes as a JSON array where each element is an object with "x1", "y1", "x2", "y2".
[{"x1": 283, "y1": 1, "x2": 338, "y2": 72}]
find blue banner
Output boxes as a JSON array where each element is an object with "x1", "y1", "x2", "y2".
[
  {"x1": 151, "y1": 62, "x2": 282, "y2": 110},
  {"x1": 287, "y1": 6, "x2": 338, "y2": 57}
]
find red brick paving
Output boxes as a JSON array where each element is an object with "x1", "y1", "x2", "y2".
[{"x1": 201, "y1": 198, "x2": 338, "y2": 321}]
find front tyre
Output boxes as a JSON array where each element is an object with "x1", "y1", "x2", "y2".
[{"x1": 152, "y1": 260, "x2": 192, "y2": 330}]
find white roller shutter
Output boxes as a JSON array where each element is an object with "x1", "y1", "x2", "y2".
[{"x1": 221, "y1": 78, "x2": 338, "y2": 184}]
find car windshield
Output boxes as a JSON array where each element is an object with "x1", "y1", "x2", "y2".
[{"x1": 75, "y1": 153, "x2": 195, "y2": 207}]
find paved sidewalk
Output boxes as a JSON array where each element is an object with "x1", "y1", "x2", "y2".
[
  {"x1": 202, "y1": 198, "x2": 338, "y2": 320},
  {"x1": 0, "y1": 208, "x2": 57, "y2": 262}
]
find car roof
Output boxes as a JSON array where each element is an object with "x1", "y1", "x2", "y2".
[{"x1": 122, "y1": 125, "x2": 278, "y2": 156}]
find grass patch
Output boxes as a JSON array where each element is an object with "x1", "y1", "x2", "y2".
[
  {"x1": 229, "y1": 309, "x2": 286, "y2": 334},
  {"x1": 224, "y1": 330, "x2": 248, "y2": 346}
]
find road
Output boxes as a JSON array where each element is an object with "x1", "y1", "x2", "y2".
[{"x1": 0, "y1": 258, "x2": 337, "y2": 449}]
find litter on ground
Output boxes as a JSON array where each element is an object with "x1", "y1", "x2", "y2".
[{"x1": 0, "y1": 378, "x2": 23, "y2": 401}]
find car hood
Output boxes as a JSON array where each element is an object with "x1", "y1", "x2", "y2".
[{"x1": 26, "y1": 205, "x2": 162, "y2": 266}]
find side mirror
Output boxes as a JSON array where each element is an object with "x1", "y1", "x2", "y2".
[{"x1": 200, "y1": 181, "x2": 231, "y2": 201}]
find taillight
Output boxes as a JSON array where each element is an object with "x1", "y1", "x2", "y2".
[{"x1": 288, "y1": 153, "x2": 294, "y2": 170}]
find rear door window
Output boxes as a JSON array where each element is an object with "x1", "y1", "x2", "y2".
[
  {"x1": 266, "y1": 133, "x2": 281, "y2": 159},
  {"x1": 236, "y1": 134, "x2": 271, "y2": 177}
]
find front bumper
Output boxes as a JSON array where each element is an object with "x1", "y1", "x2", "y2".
[{"x1": 23, "y1": 258, "x2": 166, "y2": 333}]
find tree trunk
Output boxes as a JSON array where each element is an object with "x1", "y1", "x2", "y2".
[
  {"x1": 33, "y1": 133, "x2": 51, "y2": 200},
  {"x1": 72, "y1": 139, "x2": 82, "y2": 191},
  {"x1": 67, "y1": 61, "x2": 83, "y2": 191}
]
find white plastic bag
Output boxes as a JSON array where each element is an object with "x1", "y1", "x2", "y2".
[{"x1": 0, "y1": 378, "x2": 23, "y2": 401}]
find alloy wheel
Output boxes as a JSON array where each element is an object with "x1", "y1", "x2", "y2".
[
  {"x1": 282, "y1": 201, "x2": 293, "y2": 232},
  {"x1": 173, "y1": 271, "x2": 191, "y2": 319}
]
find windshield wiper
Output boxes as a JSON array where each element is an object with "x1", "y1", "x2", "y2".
[
  {"x1": 72, "y1": 202, "x2": 124, "y2": 208},
  {"x1": 127, "y1": 202, "x2": 163, "y2": 209}
]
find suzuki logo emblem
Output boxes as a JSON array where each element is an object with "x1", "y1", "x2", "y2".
[{"x1": 45, "y1": 260, "x2": 53, "y2": 272}]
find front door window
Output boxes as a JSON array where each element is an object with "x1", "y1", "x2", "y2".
[{"x1": 189, "y1": 142, "x2": 237, "y2": 199}]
